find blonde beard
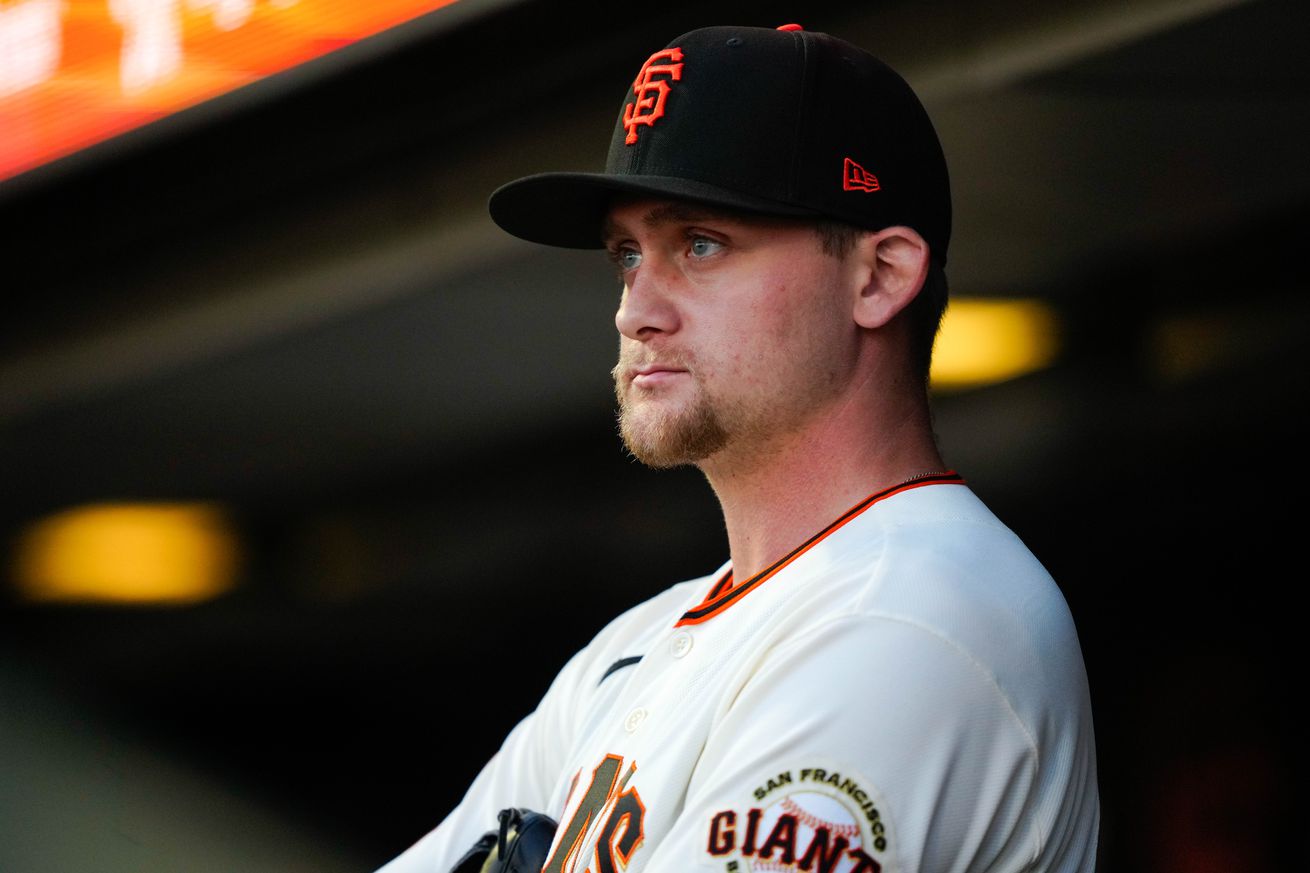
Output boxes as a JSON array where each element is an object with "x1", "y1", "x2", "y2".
[
  {"x1": 612, "y1": 354, "x2": 731, "y2": 468},
  {"x1": 615, "y1": 387, "x2": 730, "y2": 468},
  {"x1": 611, "y1": 328, "x2": 840, "y2": 471},
  {"x1": 610, "y1": 346, "x2": 738, "y2": 469}
]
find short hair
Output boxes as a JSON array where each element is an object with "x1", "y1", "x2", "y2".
[{"x1": 814, "y1": 219, "x2": 948, "y2": 387}]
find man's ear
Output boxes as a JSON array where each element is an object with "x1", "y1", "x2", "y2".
[{"x1": 851, "y1": 226, "x2": 930, "y2": 330}]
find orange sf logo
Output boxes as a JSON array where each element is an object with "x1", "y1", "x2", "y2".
[{"x1": 622, "y1": 47, "x2": 684, "y2": 145}]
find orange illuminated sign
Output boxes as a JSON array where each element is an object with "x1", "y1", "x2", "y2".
[{"x1": 0, "y1": 0, "x2": 461, "y2": 183}]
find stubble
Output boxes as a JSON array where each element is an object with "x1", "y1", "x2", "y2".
[{"x1": 611, "y1": 353, "x2": 731, "y2": 469}]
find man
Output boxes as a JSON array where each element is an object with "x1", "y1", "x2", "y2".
[{"x1": 380, "y1": 23, "x2": 1099, "y2": 873}]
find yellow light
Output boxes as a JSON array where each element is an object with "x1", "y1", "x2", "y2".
[
  {"x1": 13, "y1": 503, "x2": 239, "y2": 605},
  {"x1": 930, "y1": 298, "x2": 1060, "y2": 391}
]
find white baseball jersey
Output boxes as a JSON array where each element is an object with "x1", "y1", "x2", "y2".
[{"x1": 378, "y1": 475, "x2": 1100, "y2": 873}]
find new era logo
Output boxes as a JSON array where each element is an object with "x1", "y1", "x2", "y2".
[{"x1": 843, "y1": 157, "x2": 880, "y2": 192}]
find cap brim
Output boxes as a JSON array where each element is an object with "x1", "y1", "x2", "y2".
[{"x1": 487, "y1": 172, "x2": 822, "y2": 249}]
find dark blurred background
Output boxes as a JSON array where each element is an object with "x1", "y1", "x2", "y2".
[{"x1": 0, "y1": 0, "x2": 1303, "y2": 870}]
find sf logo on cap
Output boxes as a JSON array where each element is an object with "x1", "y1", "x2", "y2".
[{"x1": 623, "y1": 47, "x2": 684, "y2": 145}]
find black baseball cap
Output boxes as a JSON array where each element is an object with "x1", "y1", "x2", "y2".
[{"x1": 488, "y1": 23, "x2": 952, "y2": 264}]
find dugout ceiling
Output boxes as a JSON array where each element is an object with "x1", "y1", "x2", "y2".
[
  {"x1": 1, "y1": 0, "x2": 1307, "y2": 515},
  {"x1": 1, "y1": 0, "x2": 1306, "y2": 516}
]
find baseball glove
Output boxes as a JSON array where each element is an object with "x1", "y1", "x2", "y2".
[{"x1": 449, "y1": 807, "x2": 559, "y2": 873}]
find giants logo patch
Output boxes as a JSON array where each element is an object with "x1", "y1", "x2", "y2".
[
  {"x1": 706, "y1": 765, "x2": 895, "y2": 873},
  {"x1": 623, "y1": 47, "x2": 684, "y2": 145}
]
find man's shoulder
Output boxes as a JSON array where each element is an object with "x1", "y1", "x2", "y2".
[
  {"x1": 859, "y1": 484, "x2": 1091, "y2": 727},
  {"x1": 849, "y1": 482, "x2": 1061, "y2": 610},
  {"x1": 800, "y1": 483, "x2": 1087, "y2": 711}
]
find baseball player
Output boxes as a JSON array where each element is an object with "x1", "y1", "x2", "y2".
[{"x1": 379, "y1": 23, "x2": 1099, "y2": 873}]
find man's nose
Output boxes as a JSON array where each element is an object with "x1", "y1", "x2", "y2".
[{"x1": 615, "y1": 257, "x2": 681, "y2": 340}]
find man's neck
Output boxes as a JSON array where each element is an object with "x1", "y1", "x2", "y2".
[{"x1": 700, "y1": 391, "x2": 945, "y2": 583}]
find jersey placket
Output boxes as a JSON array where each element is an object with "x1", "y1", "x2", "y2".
[{"x1": 553, "y1": 614, "x2": 731, "y2": 873}]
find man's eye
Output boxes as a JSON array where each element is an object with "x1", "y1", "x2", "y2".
[
  {"x1": 689, "y1": 237, "x2": 723, "y2": 258},
  {"x1": 615, "y1": 249, "x2": 642, "y2": 271}
]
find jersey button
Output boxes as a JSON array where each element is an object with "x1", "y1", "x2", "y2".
[
  {"x1": 670, "y1": 631, "x2": 693, "y2": 658},
  {"x1": 624, "y1": 707, "x2": 647, "y2": 732}
]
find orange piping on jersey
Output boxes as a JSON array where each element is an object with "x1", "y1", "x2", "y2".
[
  {"x1": 674, "y1": 472, "x2": 964, "y2": 627},
  {"x1": 706, "y1": 569, "x2": 735, "y2": 600}
]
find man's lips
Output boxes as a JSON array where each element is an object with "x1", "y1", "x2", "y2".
[{"x1": 630, "y1": 365, "x2": 688, "y2": 386}]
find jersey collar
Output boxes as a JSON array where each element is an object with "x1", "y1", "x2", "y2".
[{"x1": 675, "y1": 472, "x2": 965, "y2": 627}]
